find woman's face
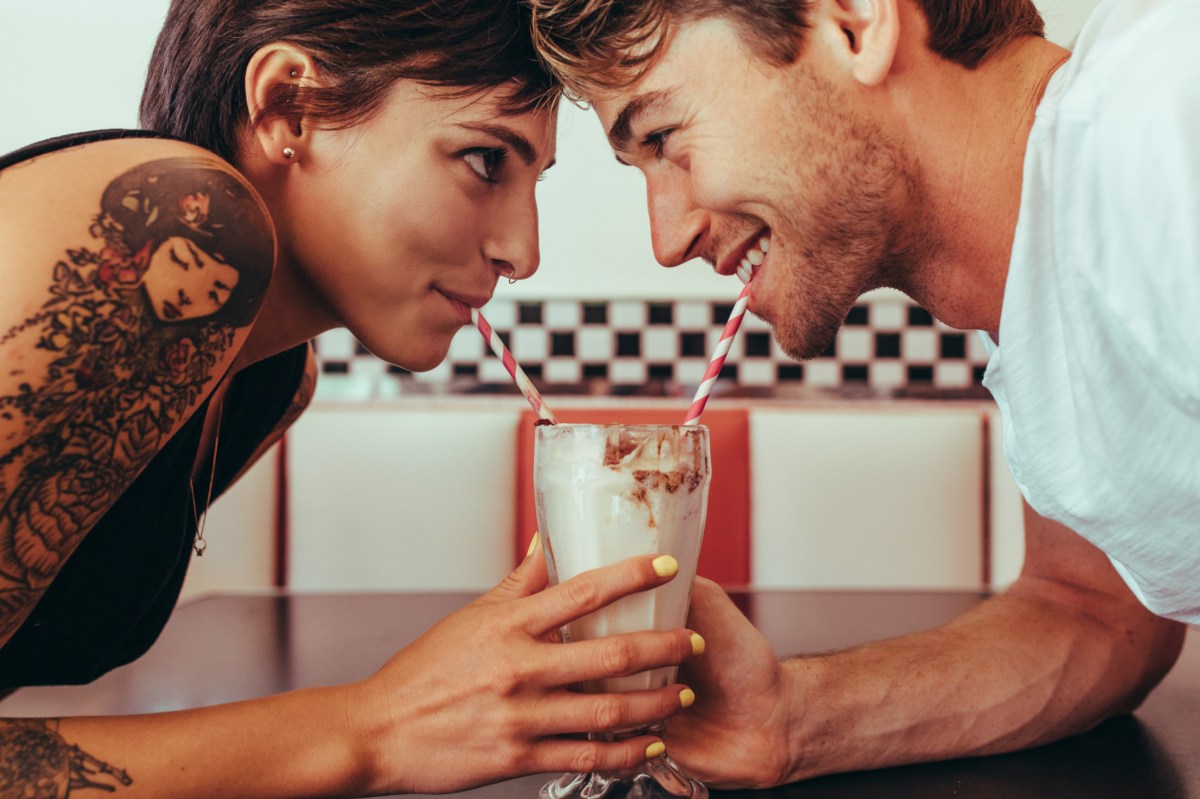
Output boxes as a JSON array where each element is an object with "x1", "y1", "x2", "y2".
[{"x1": 277, "y1": 81, "x2": 557, "y2": 371}]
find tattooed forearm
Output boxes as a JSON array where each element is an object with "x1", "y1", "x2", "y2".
[
  {"x1": 0, "y1": 158, "x2": 273, "y2": 637},
  {"x1": 0, "y1": 719, "x2": 133, "y2": 797}
]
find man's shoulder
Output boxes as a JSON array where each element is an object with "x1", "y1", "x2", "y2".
[{"x1": 1068, "y1": 0, "x2": 1200, "y2": 112}]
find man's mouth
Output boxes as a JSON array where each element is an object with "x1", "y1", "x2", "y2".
[{"x1": 736, "y1": 234, "x2": 770, "y2": 285}]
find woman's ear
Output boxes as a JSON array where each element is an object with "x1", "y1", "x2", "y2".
[
  {"x1": 831, "y1": 0, "x2": 899, "y2": 87},
  {"x1": 244, "y1": 42, "x2": 318, "y2": 166}
]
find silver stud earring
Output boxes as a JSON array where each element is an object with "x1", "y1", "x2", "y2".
[{"x1": 283, "y1": 147, "x2": 295, "y2": 159}]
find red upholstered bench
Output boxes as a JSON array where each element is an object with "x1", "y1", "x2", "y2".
[{"x1": 514, "y1": 408, "x2": 751, "y2": 588}]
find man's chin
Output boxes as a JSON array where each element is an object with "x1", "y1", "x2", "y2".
[{"x1": 773, "y1": 325, "x2": 838, "y2": 362}]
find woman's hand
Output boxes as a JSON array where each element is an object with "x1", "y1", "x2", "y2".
[{"x1": 346, "y1": 545, "x2": 701, "y2": 795}]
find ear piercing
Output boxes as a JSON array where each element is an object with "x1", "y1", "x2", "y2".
[{"x1": 283, "y1": 147, "x2": 295, "y2": 159}]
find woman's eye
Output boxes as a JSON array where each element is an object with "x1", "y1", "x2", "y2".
[
  {"x1": 463, "y1": 147, "x2": 507, "y2": 183},
  {"x1": 642, "y1": 128, "x2": 675, "y2": 159}
]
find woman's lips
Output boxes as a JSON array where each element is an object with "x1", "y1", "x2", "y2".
[{"x1": 436, "y1": 289, "x2": 488, "y2": 325}]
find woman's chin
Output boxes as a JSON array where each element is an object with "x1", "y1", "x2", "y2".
[{"x1": 380, "y1": 341, "x2": 453, "y2": 374}]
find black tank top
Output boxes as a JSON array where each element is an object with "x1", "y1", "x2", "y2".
[{"x1": 0, "y1": 131, "x2": 308, "y2": 688}]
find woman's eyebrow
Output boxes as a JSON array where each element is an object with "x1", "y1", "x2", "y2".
[{"x1": 455, "y1": 122, "x2": 539, "y2": 165}]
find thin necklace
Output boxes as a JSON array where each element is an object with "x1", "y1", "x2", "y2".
[{"x1": 189, "y1": 398, "x2": 223, "y2": 557}]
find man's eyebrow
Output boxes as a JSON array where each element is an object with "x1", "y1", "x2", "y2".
[
  {"x1": 607, "y1": 89, "x2": 674, "y2": 154},
  {"x1": 456, "y1": 122, "x2": 539, "y2": 166}
]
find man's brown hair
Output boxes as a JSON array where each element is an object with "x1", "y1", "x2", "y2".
[
  {"x1": 527, "y1": 0, "x2": 1044, "y2": 98},
  {"x1": 141, "y1": 0, "x2": 560, "y2": 165}
]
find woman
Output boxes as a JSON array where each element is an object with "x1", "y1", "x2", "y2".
[{"x1": 0, "y1": 0, "x2": 699, "y2": 795}]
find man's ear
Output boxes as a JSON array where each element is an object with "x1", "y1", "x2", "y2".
[
  {"x1": 244, "y1": 42, "x2": 318, "y2": 166},
  {"x1": 831, "y1": 0, "x2": 899, "y2": 86}
]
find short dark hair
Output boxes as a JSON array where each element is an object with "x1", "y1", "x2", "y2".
[
  {"x1": 140, "y1": 0, "x2": 560, "y2": 164},
  {"x1": 527, "y1": 0, "x2": 1044, "y2": 99}
]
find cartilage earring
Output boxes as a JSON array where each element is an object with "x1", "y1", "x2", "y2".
[{"x1": 283, "y1": 147, "x2": 295, "y2": 159}]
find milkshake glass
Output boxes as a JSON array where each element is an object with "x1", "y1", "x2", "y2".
[{"x1": 534, "y1": 423, "x2": 710, "y2": 799}]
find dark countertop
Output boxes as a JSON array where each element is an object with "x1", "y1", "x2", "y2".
[{"x1": 3, "y1": 590, "x2": 1197, "y2": 797}]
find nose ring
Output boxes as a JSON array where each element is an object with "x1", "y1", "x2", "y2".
[{"x1": 506, "y1": 266, "x2": 519, "y2": 285}]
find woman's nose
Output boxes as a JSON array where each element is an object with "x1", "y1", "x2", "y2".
[{"x1": 487, "y1": 195, "x2": 541, "y2": 281}]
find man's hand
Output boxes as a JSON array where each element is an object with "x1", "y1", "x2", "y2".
[
  {"x1": 667, "y1": 578, "x2": 796, "y2": 788},
  {"x1": 666, "y1": 505, "x2": 1186, "y2": 788}
]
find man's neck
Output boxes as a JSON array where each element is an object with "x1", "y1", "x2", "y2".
[{"x1": 897, "y1": 36, "x2": 1070, "y2": 335}]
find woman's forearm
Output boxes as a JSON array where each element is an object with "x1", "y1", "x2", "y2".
[
  {"x1": 0, "y1": 552, "x2": 703, "y2": 798},
  {"x1": 5, "y1": 685, "x2": 368, "y2": 799}
]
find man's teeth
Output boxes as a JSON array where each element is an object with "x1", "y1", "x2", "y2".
[{"x1": 737, "y1": 238, "x2": 770, "y2": 284}]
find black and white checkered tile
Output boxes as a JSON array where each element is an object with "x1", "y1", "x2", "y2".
[{"x1": 313, "y1": 292, "x2": 990, "y2": 399}]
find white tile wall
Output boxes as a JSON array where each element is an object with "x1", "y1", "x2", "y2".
[
  {"x1": 749, "y1": 407, "x2": 986, "y2": 590},
  {"x1": 286, "y1": 403, "x2": 521, "y2": 591}
]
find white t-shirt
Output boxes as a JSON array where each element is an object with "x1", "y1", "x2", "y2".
[{"x1": 982, "y1": 0, "x2": 1200, "y2": 624}]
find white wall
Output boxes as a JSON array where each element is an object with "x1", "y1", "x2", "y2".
[
  {"x1": 2, "y1": 0, "x2": 1100, "y2": 302},
  {"x1": 0, "y1": 2, "x2": 170, "y2": 148}
]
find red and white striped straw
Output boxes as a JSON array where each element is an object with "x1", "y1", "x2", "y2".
[
  {"x1": 471, "y1": 308, "x2": 558, "y2": 424},
  {"x1": 683, "y1": 282, "x2": 750, "y2": 426}
]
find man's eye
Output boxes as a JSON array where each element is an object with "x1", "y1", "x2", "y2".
[
  {"x1": 642, "y1": 128, "x2": 675, "y2": 159},
  {"x1": 463, "y1": 147, "x2": 508, "y2": 184}
]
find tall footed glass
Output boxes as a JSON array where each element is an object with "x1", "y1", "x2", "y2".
[{"x1": 534, "y1": 423, "x2": 711, "y2": 799}]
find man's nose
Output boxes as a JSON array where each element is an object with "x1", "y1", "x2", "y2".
[{"x1": 646, "y1": 169, "x2": 707, "y2": 268}]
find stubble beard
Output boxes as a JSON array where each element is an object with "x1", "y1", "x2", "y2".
[{"x1": 764, "y1": 72, "x2": 922, "y2": 362}]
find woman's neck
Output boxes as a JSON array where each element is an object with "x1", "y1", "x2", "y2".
[{"x1": 231, "y1": 253, "x2": 338, "y2": 372}]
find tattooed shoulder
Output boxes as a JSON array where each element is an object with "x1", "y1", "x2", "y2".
[{"x1": 0, "y1": 154, "x2": 274, "y2": 645}]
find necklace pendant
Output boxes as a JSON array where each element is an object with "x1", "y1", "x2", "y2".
[{"x1": 193, "y1": 537, "x2": 207, "y2": 557}]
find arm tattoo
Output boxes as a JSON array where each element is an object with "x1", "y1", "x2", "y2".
[
  {"x1": 0, "y1": 158, "x2": 272, "y2": 640},
  {"x1": 0, "y1": 719, "x2": 132, "y2": 796}
]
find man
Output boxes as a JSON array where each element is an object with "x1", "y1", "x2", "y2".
[{"x1": 527, "y1": 0, "x2": 1196, "y2": 787}]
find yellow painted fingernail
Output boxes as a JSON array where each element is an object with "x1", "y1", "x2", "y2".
[
  {"x1": 525, "y1": 532, "x2": 540, "y2": 558},
  {"x1": 690, "y1": 633, "x2": 705, "y2": 656},
  {"x1": 645, "y1": 741, "x2": 666, "y2": 759},
  {"x1": 679, "y1": 688, "x2": 696, "y2": 708},
  {"x1": 651, "y1": 556, "x2": 678, "y2": 578}
]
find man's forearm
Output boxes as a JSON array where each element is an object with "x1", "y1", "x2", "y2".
[{"x1": 782, "y1": 586, "x2": 1184, "y2": 781}]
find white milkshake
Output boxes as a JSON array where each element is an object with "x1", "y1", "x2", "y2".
[{"x1": 534, "y1": 424, "x2": 710, "y2": 695}]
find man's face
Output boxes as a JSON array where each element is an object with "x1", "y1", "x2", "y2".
[{"x1": 592, "y1": 15, "x2": 923, "y2": 360}]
